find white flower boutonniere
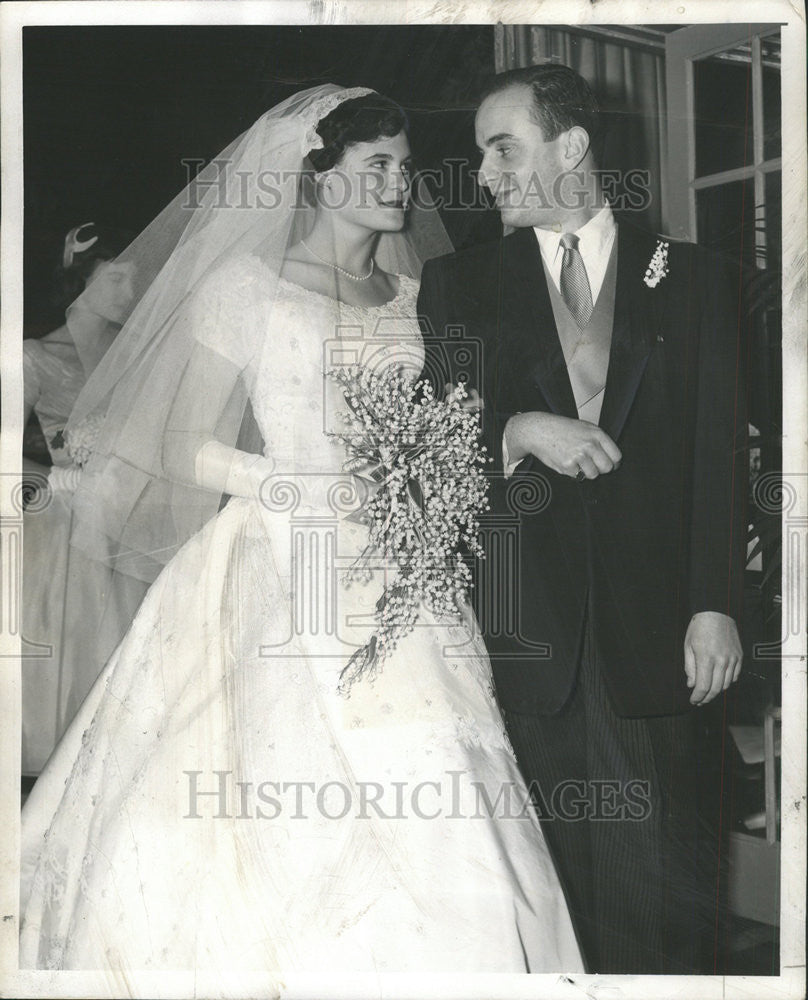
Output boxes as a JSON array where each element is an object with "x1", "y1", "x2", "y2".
[{"x1": 644, "y1": 240, "x2": 670, "y2": 288}]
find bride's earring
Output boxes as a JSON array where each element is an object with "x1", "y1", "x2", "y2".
[{"x1": 315, "y1": 171, "x2": 336, "y2": 208}]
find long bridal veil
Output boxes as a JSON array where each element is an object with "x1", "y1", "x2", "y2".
[
  {"x1": 65, "y1": 83, "x2": 453, "y2": 587},
  {"x1": 21, "y1": 84, "x2": 476, "y2": 979}
]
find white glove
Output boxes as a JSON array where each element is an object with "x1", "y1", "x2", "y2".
[
  {"x1": 48, "y1": 465, "x2": 82, "y2": 493},
  {"x1": 193, "y1": 440, "x2": 275, "y2": 499}
]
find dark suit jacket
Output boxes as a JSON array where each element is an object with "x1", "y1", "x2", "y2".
[{"x1": 417, "y1": 221, "x2": 748, "y2": 718}]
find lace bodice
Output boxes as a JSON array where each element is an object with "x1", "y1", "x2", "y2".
[
  {"x1": 256, "y1": 272, "x2": 422, "y2": 471},
  {"x1": 193, "y1": 257, "x2": 423, "y2": 480}
]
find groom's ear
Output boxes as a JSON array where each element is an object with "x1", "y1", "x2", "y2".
[{"x1": 561, "y1": 126, "x2": 591, "y2": 170}]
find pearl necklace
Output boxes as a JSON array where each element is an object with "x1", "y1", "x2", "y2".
[{"x1": 300, "y1": 240, "x2": 375, "y2": 282}]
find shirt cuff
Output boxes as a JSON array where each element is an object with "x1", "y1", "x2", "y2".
[{"x1": 502, "y1": 432, "x2": 520, "y2": 479}]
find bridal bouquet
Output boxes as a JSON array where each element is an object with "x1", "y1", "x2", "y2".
[
  {"x1": 328, "y1": 364, "x2": 490, "y2": 693},
  {"x1": 63, "y1": 412, "x2": 105, "y2": 467}
]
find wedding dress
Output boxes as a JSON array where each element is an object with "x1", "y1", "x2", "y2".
[{"x1": 20, "y1": 257, "x2": 583, "y2": 977}]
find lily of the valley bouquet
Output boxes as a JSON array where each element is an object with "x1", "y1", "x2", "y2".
[{"x1": 328, "y1": 363, "x2": 490, "y2": 694}]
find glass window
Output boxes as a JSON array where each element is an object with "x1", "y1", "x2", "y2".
[
  {"x1": 694, "y1": 46, "x2": 754, "y2": 177},
  {"x1": 761, "y1": 33, "x2": 782, "y2": 161},
  {"x1": 764, "y1": 170, "x2": 782, "y2": 271},
  {"x1": 696, "y1": 178, "x2": 756, "y2": 267}
]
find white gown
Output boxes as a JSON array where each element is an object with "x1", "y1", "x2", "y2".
[{"x1": 20, "y1": 260, "x2": 583, "y2": 977}]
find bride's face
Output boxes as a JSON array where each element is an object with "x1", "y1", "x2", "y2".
[{"x1": 320, "y1": 130, "x2": 412, "y2": 233}]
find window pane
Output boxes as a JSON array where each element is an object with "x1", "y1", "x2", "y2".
[
  {"x1": 694, "y1": 46, "x2": 754, "y2": 178},
  {"x1": 696, "y1": 179, "x2": 756, "y2": 269},
  {"x1": 764, "y1": 170, "x2": 781, "y2": 272},
  {"x1": 760, "y1": 169, "x2": 782, "y2": 444},
  {"x1": 762, "y1": 33, "x2": 781, "y2": 160}
]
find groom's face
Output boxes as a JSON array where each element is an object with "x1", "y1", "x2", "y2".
[{"x1": 475, "y1": 84, "x2": 570, "y2": 229}]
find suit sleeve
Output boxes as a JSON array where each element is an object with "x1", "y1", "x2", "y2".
[
  {"x1": 416, "y1": 258, "x2": 450, "y2": 398},
  {"x1": 487, "y1": 345, "x2": 528, "y2": 479},
  {"x1": 688, "y1": 249, "x2": 749, "y2": 625},
  {"x1": 417, "y1": 252, "x2": 519, "y2": 478}
]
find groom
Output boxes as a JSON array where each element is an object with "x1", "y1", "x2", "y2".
[{"x1": 417, "y1": 65, "x2": 747, "y2": 973}]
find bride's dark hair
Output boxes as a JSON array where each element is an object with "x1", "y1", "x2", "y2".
[{"x1": 308, "y1": 93, "x2": 408, "y2": 172}]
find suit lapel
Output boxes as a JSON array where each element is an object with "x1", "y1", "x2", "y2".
[
  {"x1": 598, "y1": 224, "x2": 667, "y2": 441},
  {"x1": 495, "y1": 222, "x2": 667, "y2": 436},
  {"x1": 500, "y1": 227, "x2": 578, "y2": 418}
]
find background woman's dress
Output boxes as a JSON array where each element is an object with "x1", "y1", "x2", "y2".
[
  {"x1": 22, "y1": 331, "x2": 145, "y2": 774},
  {"x1": 20, "y1": 260, "x2": 583, "y2": 976}
]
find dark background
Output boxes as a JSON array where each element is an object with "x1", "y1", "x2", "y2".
[{"x1": 23, "y1": 25, "x2": 499, "y2": 335}]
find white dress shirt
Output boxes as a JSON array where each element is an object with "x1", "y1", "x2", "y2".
[
  {"x1": 502, "y1": 204, "x2": 617, "y2": 475},
  {"x1": 532, "y1": 203, "x2": 617, "y2": 303}
]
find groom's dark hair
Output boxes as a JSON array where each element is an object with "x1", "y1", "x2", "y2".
[{"x1": 479, "y1": 64, "x2": 604, "y2": 160}]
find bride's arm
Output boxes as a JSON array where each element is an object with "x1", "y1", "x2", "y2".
[
  {"x1": 193, "y1": 439, "x2": 274, "y2": 499},
  {"x1": 163, "y1": 342, "x2": 273, "y2": 499}
]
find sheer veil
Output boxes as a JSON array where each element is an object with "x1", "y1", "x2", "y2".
[
  {"x1": 21, "y1": 88, "x2": 456, "y2": 973},
  {"x1": 64, "y1": 258, "x2": 138, "y2": 380},
  {"x1": 65, "y1": 83, "x2": 453, "y2": 584}
]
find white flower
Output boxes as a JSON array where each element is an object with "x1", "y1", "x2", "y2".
[
  {"x1": 64, "y1": 413, "x2": 104, "y2": 467},
  {"x1": 644, "y1": 240, "x2": 670, "y2": 288},
  {"x1": 327, "y1": 363, "x2": 489, "y2": 694}
]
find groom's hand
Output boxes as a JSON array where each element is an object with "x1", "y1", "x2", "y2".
[
  {"x1": 504, "y1": 412, "x2": 621, "y2": 478},
  {"x1": 684, "y1": 612, "x2": 743, "y2": 705}
]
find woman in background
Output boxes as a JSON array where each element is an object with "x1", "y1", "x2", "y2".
[{"x1": 22, "y1": 223, "x2": 143, "y2": 773}]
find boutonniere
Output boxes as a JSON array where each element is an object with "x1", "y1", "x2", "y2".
[{"x1": 644, "y1": 240, "x2": 670, "y2": 288}]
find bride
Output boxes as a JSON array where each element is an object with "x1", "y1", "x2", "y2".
[{"x1": 19, "y1": 85, "x2": 583, "y2": 979}]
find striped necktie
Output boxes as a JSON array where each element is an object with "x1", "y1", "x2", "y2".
[{"x1": 559, "y1": 232, "x2": 594, "y2": 329}]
